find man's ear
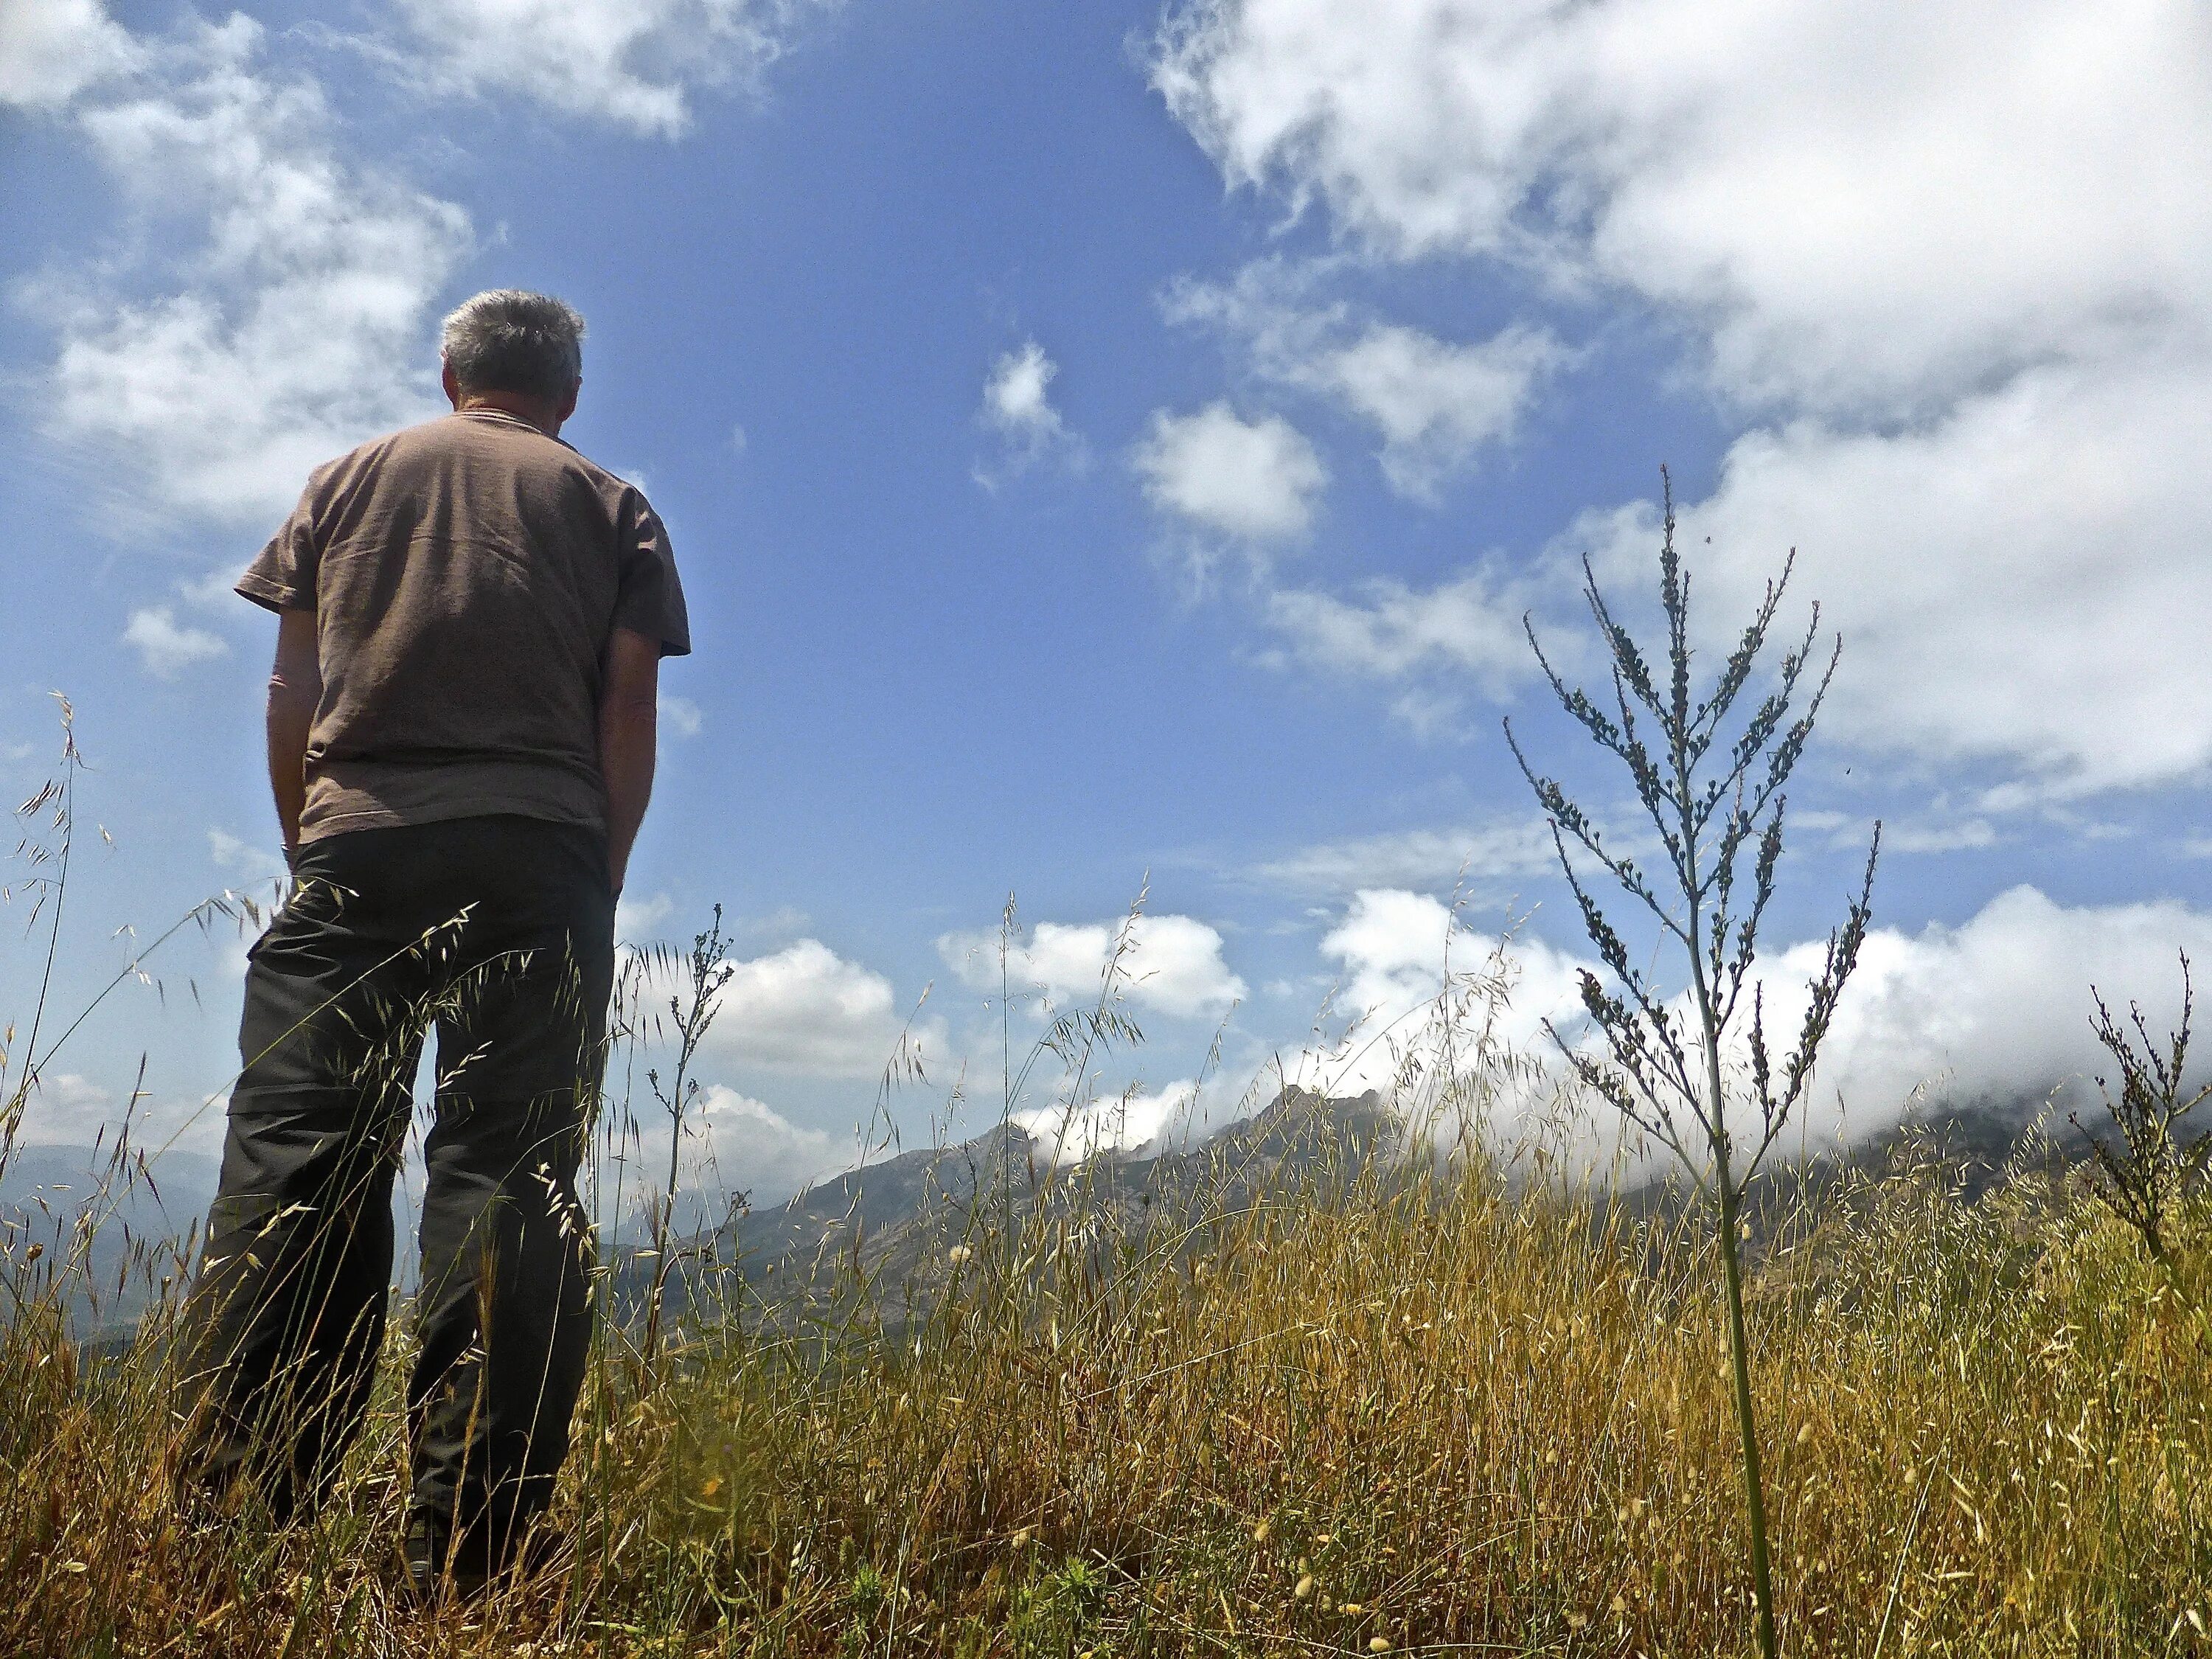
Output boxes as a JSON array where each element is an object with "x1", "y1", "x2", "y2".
[
  {"x1": 558, "y1": 376, "x2": 580, "y2": 424},
  {"x1": 441, "y1": 356, "x2": 461, "y2": 409}
]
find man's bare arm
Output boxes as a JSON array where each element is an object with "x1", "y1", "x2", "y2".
[
  {"x1": 267, "y1": 609, "x2": 321, "y2": 854},
  {"x1": 599, "y1": 626, "x2": 660, "y2": 897}
]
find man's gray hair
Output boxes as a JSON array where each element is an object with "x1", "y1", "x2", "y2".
[{"x1": 441, "y1": 290, "x2": 585, "y2": 402}]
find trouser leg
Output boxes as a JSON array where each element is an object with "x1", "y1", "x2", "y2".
[
  {"x1": 178, "y1": 869, "x2": 428, "y2": 1520},
  {"x1": 407, "y1": 1090, "x2": 595, "y2": 1577},
  {"x1": 404, "y1": 820, "x2": 613, "y2": 1574}
]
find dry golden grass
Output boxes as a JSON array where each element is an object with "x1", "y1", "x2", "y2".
[
  {"x1": 7, "y1": 712, "x2": 2210, "y2": 1655},
  {"x1": 7, "y1": 1135, "x2": 2212, "y2": 1658}
]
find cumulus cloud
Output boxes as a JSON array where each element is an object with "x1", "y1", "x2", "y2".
[
  {"x1": 1308, "y1": 888, "x2": 1589, "y2": 1096},
  {"x1": 1153, "y1": 0, "x2": 2212, "y2": 410},
  {"x1": 124, "y1": 606, "x2": 229, "y2": 677},
  {"x1": 4, "y1": 1073, "x2": 132, "y2": 1150},
  {"x1": 688, "y1": 1084, "x2": 847, "y2": 1203},
  {"x1": 1015, "y1": 1079, "x2": 1200, "y2": 1166},
  {"x1": 939, "y1": 913, "x2": 1246, "y2": 1021},
  {"x1": 1571, "y1": 358, "x2": 2212, "y2": 793},
  {"x1": 694, "y1": 938, "x2": 931, "y2": 1079},
  {"x1": 390, "y1": 0, "x2": 834, "y2": 136},
  {"x1": 981, "y1": 340, "x2": 1063, "y2": 440},
  {"x1": 29, "y1": 13, "x2": 470, "y2": 524},
  {"x1": 1289, "y1": 880, "x2": 2212, "y2": 1170},
  {"x1": 1133, "y1": 402, "x2": 1326, "y2": 550},
  {"x1": 975, "y1": 338, "x2": 1081, "y2": 486},
  {"x1": 1764, "y1": 886, "x2": 2212, "y2": 1137},
  {"x1": 1324, "y1": 321, "x2": 1562, "y2": 498},
  {"x1": 613, "y1": 891, "x2": 676, "y2": 941},
  {"x1": 1166, "y1": 264, "x2": 1566, "y2": 499},
  {"x1": 0, "y1": 0, "x2": 141, "y2": 110},
  {"x1": 1152, "y1": 0, "x2": 2212, "y2": 795},
  {"x1": 1257, "y1": 564, "x2": 1540, "y2": 734},
  {"x1": 7, "y1": 1069, "x2": 222, "y2": 1154}
]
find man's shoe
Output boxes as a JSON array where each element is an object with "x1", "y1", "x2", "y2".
[
  {"x1": 404, "y1": 1519, "x2": 561, "y2": 1606},
  {"x1": 404, "y1": 1523, "x2": 490, "y2": 1607}
]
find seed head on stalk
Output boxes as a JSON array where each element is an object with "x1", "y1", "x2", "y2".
[{"x1": 1505, "y1": 467, "x2": 1878, "y2": 1659}]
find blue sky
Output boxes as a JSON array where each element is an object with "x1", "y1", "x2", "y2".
[{"x1": 5, "y1": 0, "x2": 2211, "y2": 1199}]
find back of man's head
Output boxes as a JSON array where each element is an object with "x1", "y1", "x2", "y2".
[{"x1": 441, "y1": 290, "x2": 585, "y2": 402}]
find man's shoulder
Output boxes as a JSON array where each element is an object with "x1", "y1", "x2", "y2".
[
  {"x1": 549, "y1": 440, "x2": 650, "y2": 515},
  {"x1": 300, "y1": 416, "x2": 655, "y2": 534},
  {"x1": 305, "y1": 416, "x2": 469, "y2": 489},
  {"x1": 305, "y1": 421, "x2": 408, "y2": 475},
  {"x1": 316, "y1": 414, "x2": 613, "y2": 484},
  {"x1": 439, "y1": 415, "x2": 647, "y2": 507}
]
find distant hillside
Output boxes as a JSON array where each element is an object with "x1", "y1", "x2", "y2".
[
  {"x1": 1, "y1": 1144, "x2": 219, "y2": 1336},
  {"x1": 619, "y1": 1086, "x2": 1413, "y2": 1323},
  {"x1": 619, "y1": 1082, "x2": 2112, "y2": 1329},
  {"x1": 3, "y1": 1083, "x2": 2107, "y2": 1341}
]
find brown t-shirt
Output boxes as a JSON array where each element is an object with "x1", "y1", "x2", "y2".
[{"x1": 238, "y1": 409, "x2": 691, "y2": 844}]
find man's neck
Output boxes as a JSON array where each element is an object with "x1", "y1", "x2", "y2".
[{"x1": 454, "y1": 391, "x2": 563, "y2": 437}]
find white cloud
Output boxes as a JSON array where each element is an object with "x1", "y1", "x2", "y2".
[
  {"x1": 1016, "y1": 1079, "x2": 1200, "y2": 1165},
  {"x1": 658, "y1": 692, "x2": 703, "y2": 737},
  {"x1": 1258, "y1": 566, "x2": 1534, "y2": 725},
  {"x1": 1571, "y1": 358, "x2": 2212, "y2": 793},
  {"x1": 981, "y1": 339, "x2": 1063, "y2": 439},
  {"x1": 1133, "y1": 401, "x2": 1326, "y2": 546},
  {"x1": 1314, "y1": 889, "x2": 1587, "y2": 1093},
  {"x1": 0, "y1": 0, "x2": 141, "y2": 111},
  {"x1": 614, "y1": 891, "x2": 676, "y2": 941},
  {"x1": 32, "y1": 14, "x2": 471, "y2": 524},
  {"x1": 7, "y1": 1070, "x2": 223, "y2": 1155},
  {"x1": 1153, "y1": 0, "x2": 2212, "y2": 411},
  {"x1": 1167, "y1": 264, "x2": 1565, "y2": 498},
  {"x1": 697, "y1": 938, "x2": 929, "y2": 1079},
  {"x1": 1248, "y1": 817, "x2": 1556, "y2": 897},
  {"x1": 1152, "y1": 0, "x2": 2212, "y2": 794},
  {"x1": 207, "y1": 827, "x2": 287, "y2": 888},
  {"x1": 1282, "y1": 882, "x2": 2212, "y2": 1166},
  {"x1": 1242, "y1": 886, "x2": 1590, "y2": 1124},
  {"x1": 1324, "y1": 321, "x2": 1561, "y2": 498},
  {"x1": 975, "y1": 338, "x2": 1081, "y2": 486},
  {"x1": 1745, "y1": 886, "x2": 2212, "y2": 1141},
  {"x1": 1851, "y1": 815, "x2": 1994, "y2": 858},
  {"x1": 688, "y1": 1084, "x2": 847, "y2": 1202},
  {"x1": 204, "y1": 830, "x2": 283, "y2": 983},
  {"x1": 390, "y1": 0, "x2": 835, "y2": 136},
  {"x1": 124, "y1": 606, "x2": 229, "y2": 677},
  {"x1": 7, "y1": 1071, "x2": 116, "y2": 1145},
  {"x1": 939, "y1": 912, "x2": 1247, "y2": 1020}
]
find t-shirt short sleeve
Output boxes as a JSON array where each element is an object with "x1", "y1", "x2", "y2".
[
  {"x1": 237, "y1": 470, "x2": 325, "y2": 612},
  {"x1": 613, "y1": 492, "x2": 692, "y2": 657}
]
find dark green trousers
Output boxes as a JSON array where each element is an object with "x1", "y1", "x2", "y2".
[{"x1": 179, "y1": 815, "x2": 613, "y2": 1574}]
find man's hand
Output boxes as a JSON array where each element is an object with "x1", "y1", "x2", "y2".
[
  {"x1": 266, "y1": 609, "x2": 321, "y2": 854},
  {"x1": 599, "y1": 626, "x2": 660, "y2": 896}
]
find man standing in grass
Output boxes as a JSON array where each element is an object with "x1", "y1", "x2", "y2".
[{"x1": 178, "y1": 290, "x2": 690, "y2": 1598}]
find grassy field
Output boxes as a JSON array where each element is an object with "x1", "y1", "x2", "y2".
[
  {"x1": 7, "y1": 1113, "x2": 2212, "y2": 1658},
  {"x1": 7, "y1": 681, "x2": 2212, "y2": 1657}
]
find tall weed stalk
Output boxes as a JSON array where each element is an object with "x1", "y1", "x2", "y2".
[{"x1": 1506, "y1": 471, "x2": 1878, "y2": 1659}]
